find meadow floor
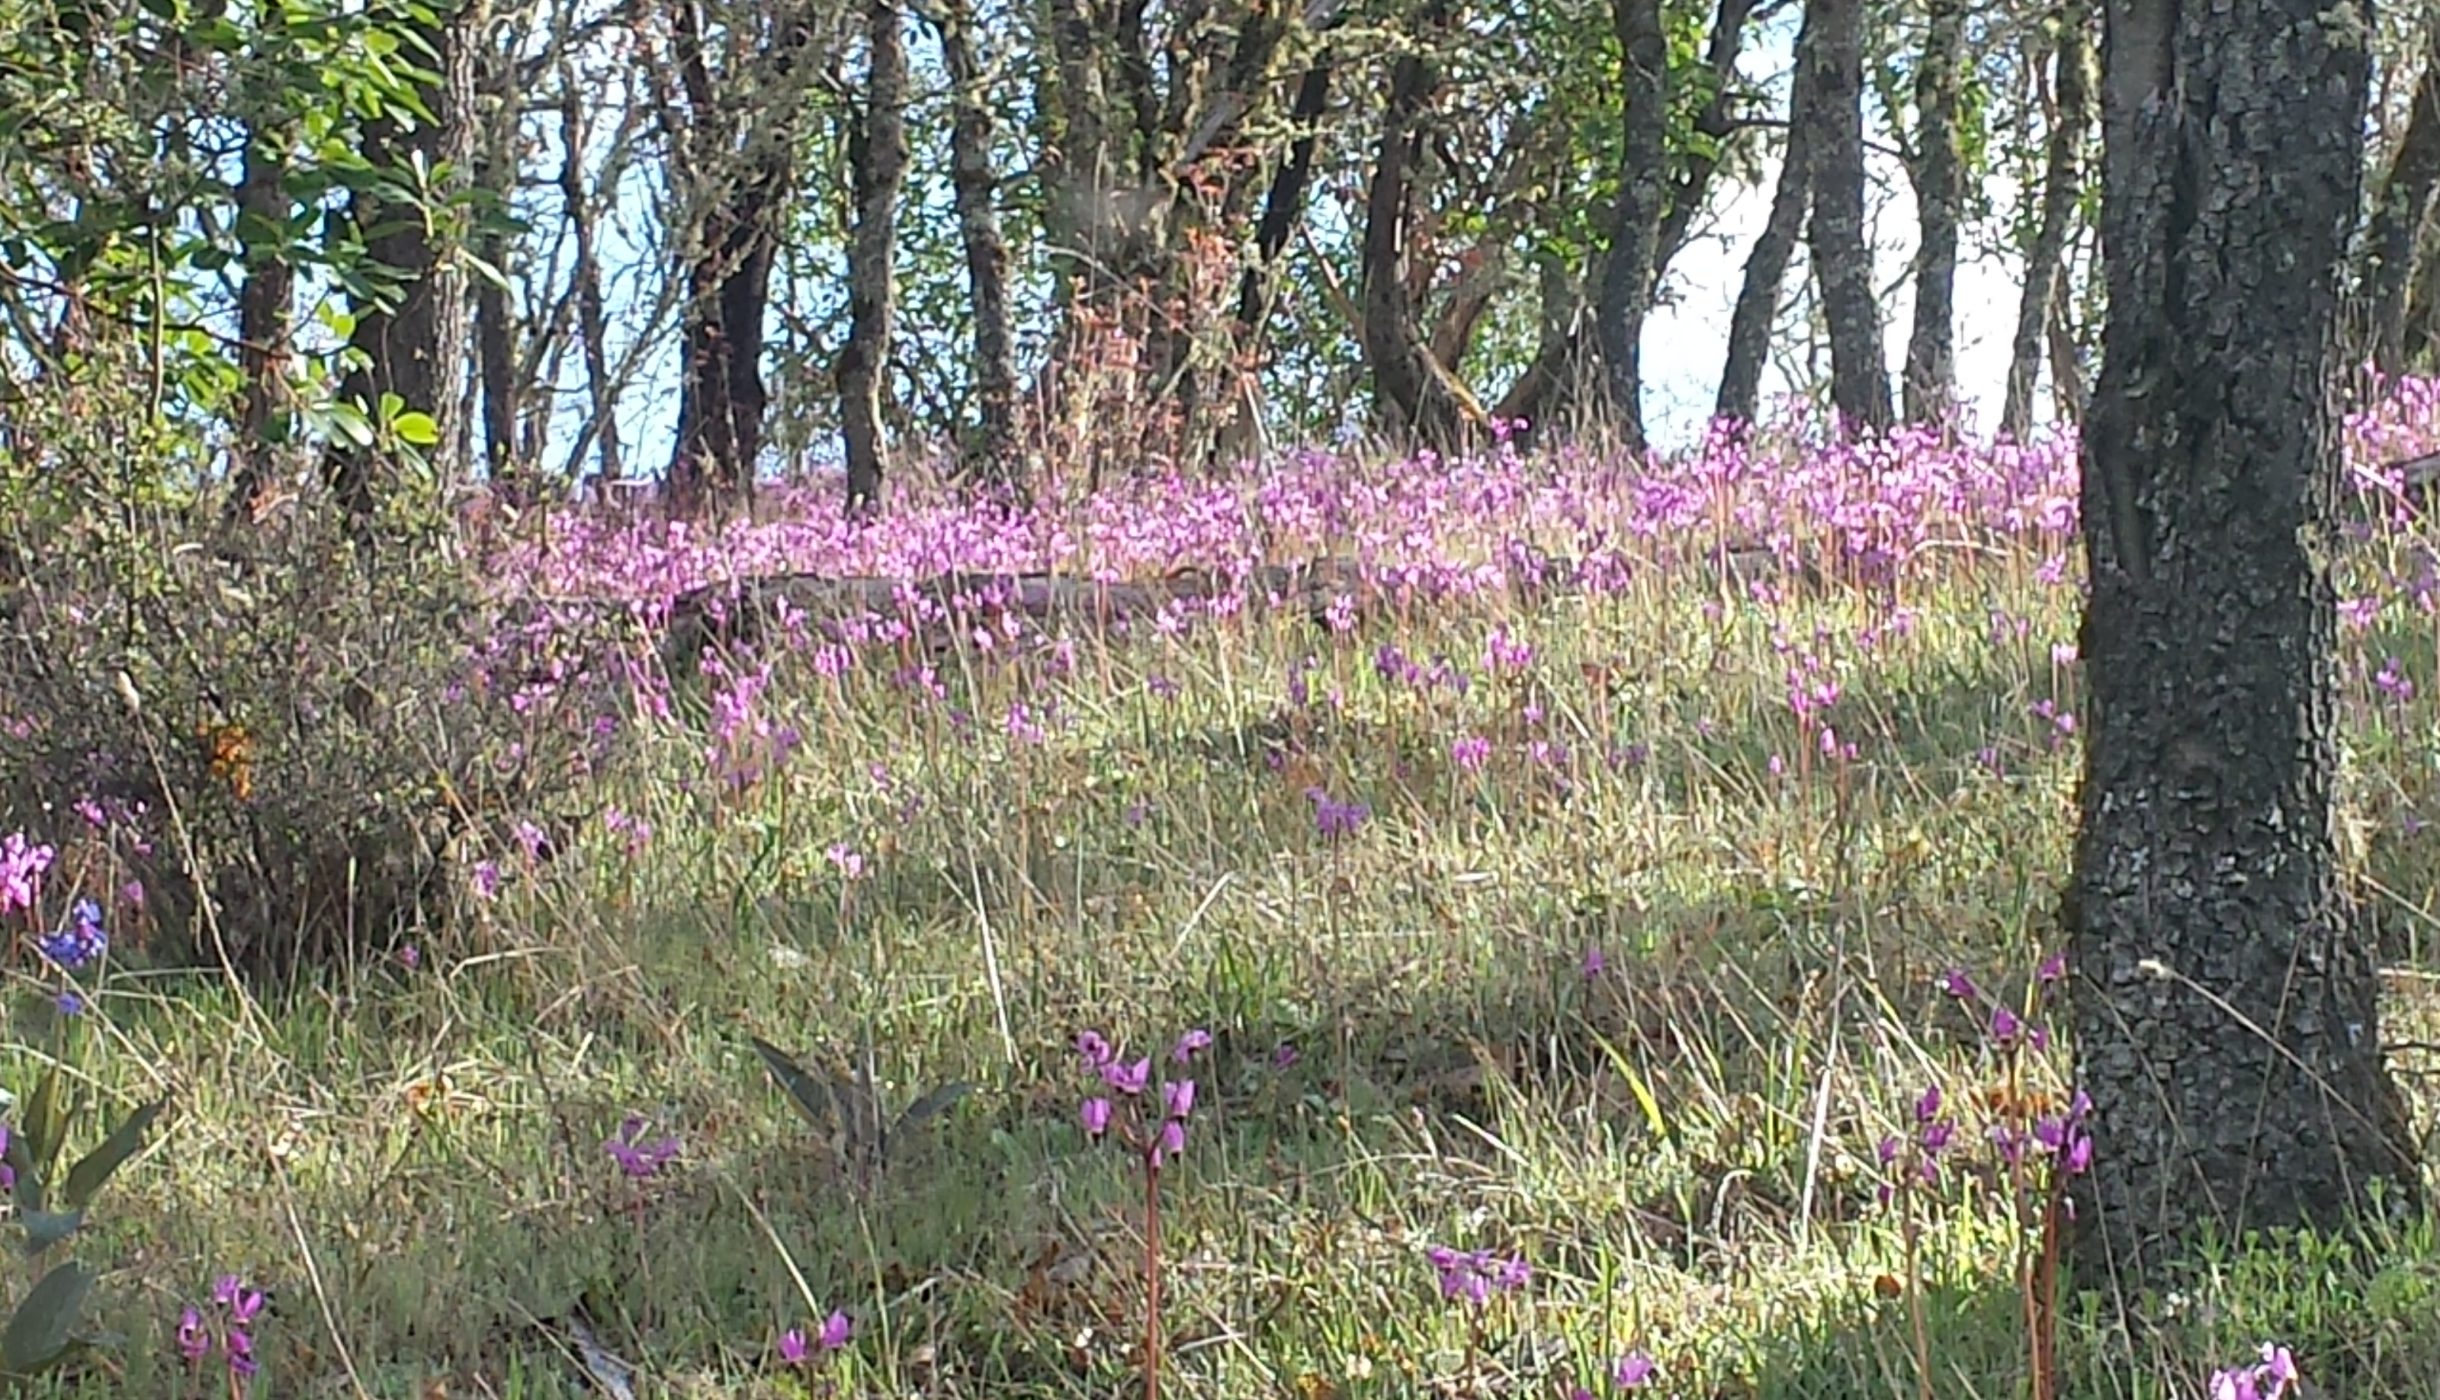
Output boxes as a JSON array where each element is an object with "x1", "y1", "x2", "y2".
[{"x1": 18, "y1": 413, "x2": 2440, "y2": 1397}]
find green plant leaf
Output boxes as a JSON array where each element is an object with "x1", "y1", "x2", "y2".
[
  {"x1": 21, "y1": 1069, "x2": 68, "y2": 1182},
  {"x1": 1, "y1": 1128, "x2": 37, "y2": 1215},
  {"x1": 0, "y1": 1261, "x2": 91, "y2": 1376},
  {"x1": 60, "y1": 1098, "x2": 166, "y2": 1210},
  {"x1": 391, "y1": 411, "x2": 439, "y2": 445},
  {"x1": 748, "y1": 1036, "x2": 837, "y2": 1137},
  {"x1": 329, "y1": 400, "x2": 375, "y2": 448},
  {"x1": 16, "y1": 1209, "x2": 83, "y2": 1256},
  {"x1": 888, "y1": 1081, "x2": 976, "y2": 1154}
]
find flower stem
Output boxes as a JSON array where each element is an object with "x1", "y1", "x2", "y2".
[
  {"x1": 1144, "y1": 1158, "x2": 1163, "y2": 1400},
  {"x1": 1903, "y1": 1183, "x2": 1931, "y2": 1400}
]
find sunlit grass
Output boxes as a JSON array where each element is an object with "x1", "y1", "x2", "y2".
[{"x1": 12, "y1": 424, "x2": 2440, "y2": 1396}]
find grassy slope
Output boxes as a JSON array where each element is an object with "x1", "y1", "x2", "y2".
[{"x1": 15, "y1": 420, "x2": 2440, "y2": 1398}]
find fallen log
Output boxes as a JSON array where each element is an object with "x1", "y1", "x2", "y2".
[{"x1": 656, "y1": 554, "x2": 1585, "y2": 672}]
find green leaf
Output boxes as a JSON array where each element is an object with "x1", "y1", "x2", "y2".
[
  {"x1": 60, "y1": 1098, "x2": 165, "y2": 1210},
  {"x1": 22, "y1": 1069, "x2": 68, "y2": 1182},
  {"x1": 748, "y1": 1037, "x2": 838, "y2": 1137},
  {"x1": 887, "y1": 1081, "x2": 975, "y2": 1155},
  {"x1": 2, "y1": 1130, "x2": 39, "y2": 1214},
  {"x1": 0, "y1": 1261, "x2": 91, "y2": 1376},
  {"x1": 391, "y1": 411, "x2": 439, "y2": 446},
  {"x1": 16, "y1": 1210, "x2": 84, "y2": 1256},
  {"x1": 329, "y1": 401, "x2": 375, "y2": 448},
  {"x1": 460, "y1": 248, "x2": 511, "y2": 292}
]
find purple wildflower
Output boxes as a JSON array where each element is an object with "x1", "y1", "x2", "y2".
[
  {"x1": 1612, "y1": 1352, "x2": 1658, "y2": 1388},
  {"x1": 604, "y1": 1114, "x2": 681, "y2": 1179},
  {"x1": 818, "y1": 1309, "x2": 852, "y2": 1351},
  {"x1": 1102, "y1": 1057, "x2": 1152, "y2": 1096},
  {"x1": 0, "y1": 833, "x2": 53, "y2": 914}
]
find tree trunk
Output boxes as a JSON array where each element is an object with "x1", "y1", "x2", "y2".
[
  {"x1": 1236, "y1": 56, "x2": 1335, "y2": 335},
  {"x1": 1716, "y1": 0, "x2": 1821, "y2": 426},
  {"x1": 668, "y1": 161, "x2": 783, "y2": 516},
  {"x1": 932, "y1": 0, "x2": 1018, "y2": 483},
  {"x1": 1593, "y1": 0, "x2": 1669, "y2": 450},
  {"x1": 2001, "y1": 0, "x2": 2093, "y2": 440},
  {"x1": 2357, "y1": 17, "x2": 2440, "y2": 374},
  {"x1": 1900, "y1": 0, "x2": 1964, "y2": 423},
  {"x1": 663, "y1": 0, "x2": 818, "y2": 517},
  {"x1": 473, "y1": 75, "x2": 520, "y2": 499},
  {"x1": 2046, "y1": 272, "x2": 2088, "y2": 426},
  {"x1": 1804, "y1": 0, "x2": 1892, "y2": 436},
  {"x1": 559, "y1": 72, "x2": 623, "y2": 488},
  {"x1": 1656, "y1": 0, "x2": 1760, "y2": 271},
  {"x1": 324, "y1": 0, "x2": 477, "y2": 524},
  {"x1": 1042, "y1": 0, "x2": 1120, "y2": 310},
  {"x1": 2408, "y1": 217, "x2": 2440, "y2": 370},
  {"x1": 841, "y1": 0, "x2": 909, "y2": 513},
  {"x1": 1494, "y1": 252, "x2": 1596, "y2": 441},
  {"x1": 2071, "y1": 0, "x2": 2421, "y2": 1277},
  {"x1": 226, "y1": 119, "x2": 294, "y2": 522},
  {"x1": 1357, "y1": 1, "x2": 1484, "y2": 451}
]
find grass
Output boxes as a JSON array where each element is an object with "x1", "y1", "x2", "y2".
[{"x1": 14, "y1": 422, "x2": 2440, "y2": 1397}]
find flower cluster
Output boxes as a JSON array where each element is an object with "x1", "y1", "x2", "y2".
[
  {"x1": 605, "y1": 1114, "x2": 682, "y2": 1180},
  {"x1": 1306, "y1": 788, "x2": 1370, "y2": 840},
  {"x1": 1567, "y1": 1353, "x2": 1657, "y2": 1396},
  {"x1": 0, "y1": 833, "x2": 51, "y2": 914},
  {"x1": 1424, "y1": 1245, "x2": 1530, "y2": 1306},
  {"x1": 38, "y1": 898, "x2": 106, "y2": 972},
  {"x1": 778, "y1": 1308, "x2": 852, "y2": 1364},
  {"x1": 1876, "y1": 1083, "x2": 1958, "y2": 1205},
  {"x1": 2209, "y1": 1342, "x2": 2299, "y2": 1400},
  {"x1": 177, "y1": 1275, "x2": 266, "y2": 1383},
  {"x1": 1077, "y1": 1028, "x2": 1207, "y2": 1168},
  {"x1": 1934, "y1": 956, "x2": 2095, "y2": 1192}
]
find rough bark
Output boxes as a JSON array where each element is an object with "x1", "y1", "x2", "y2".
[
  {"x1": 2408, "y1": 218, "x2": 2440, "y2": 370},
  {"x1": 931, "y1": 0, "x2": 1018, "y2": 482},
  {"x1": 841, "y1": 0, "x2": 909, "y2": 512},
  {"x1": 558, "y1": 71, "x2": 623, "y2": 487},
  {"x1": 2071, "y1": 0, "x2": 2421, "y2": 1279},
  {"x1": 667, "y1": 155, "x2": 784, "y2": 516},
  {"x1": 473, "y1": 76, "x2": 520, "y2": 498},
  {"x1": 324, "y1": 0, "x2": 478, "y2": 524},
  {"x1": 2357, "y1": 16, "x2": 2440, "y2": 374},
  {"x1": 1717, "y1": 0, "x2": 1822, "y2": 426},
  {"x1": 1041, "y1": 0, "x2": 1125, "y2": 306},
  {"x1": 2046, "y1": 271, "x2": 2088, "y2": 425},
  {"x1": 1593, "y1": 0, "x2": 1669, "y2": 450},
  {"x1": 2001, "y1": 1, "x2": 2093, "y2": 440},
  {"x1": 225, "y1": 119, "x2": 294, "y2": 522},
  {"x1": 1900, "y1": 0, "x2": 1964, "y2": 423},
  {"x1": 1357, "y1": 0, "x2": 1484, "y2": 451},
  {"x1": 1493, "y1": 252, "x2": 1596, "y2": 440},
  {"x1": 663, "y1": 0, "x2": 819, "y2": 517},
  {"x1": 1804, "y1": 0, "x2": 1891, "y2": 436},
  {"x1": 1234, "y1": 55, "x2": 1335, "y2": 334}
]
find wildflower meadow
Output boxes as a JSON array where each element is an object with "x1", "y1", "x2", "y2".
[{"x1": 14, "y1": 391, "x2": 2440, "y2": 1395}]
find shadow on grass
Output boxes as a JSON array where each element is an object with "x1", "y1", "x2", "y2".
[{"x1": 56, "y1": 601, "x2": 2440, "y2": 1395}]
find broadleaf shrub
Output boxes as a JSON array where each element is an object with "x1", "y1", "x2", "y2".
[{"x1": 0, "y1": 361, "x2": 617, "y2": 977}]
